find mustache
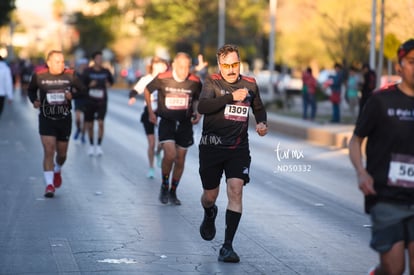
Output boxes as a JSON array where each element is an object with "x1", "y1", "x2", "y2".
[{"x1": 227, "y1": 73, "x2": 237, "y2": 76}]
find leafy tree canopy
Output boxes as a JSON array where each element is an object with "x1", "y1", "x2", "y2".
[{"x1": 0, "y1": 0, "x2": 16, "y2": 27}]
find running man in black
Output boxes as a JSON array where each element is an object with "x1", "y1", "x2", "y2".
[
  {"x1": 28, "y1": 50, "x2": 87, "y2": 197},
  {"x1": 349, "y1": 39, "x2": 414, "y2": 275},
  {"x1": 198, "y1": 44, "x2": 267, "y2": 263},
  {"x1": 82, "y1": 51, "x2": 114, "y2": 156},
  {"x1": 144, "y1": 52, "x2": 202, "y2": 205}
]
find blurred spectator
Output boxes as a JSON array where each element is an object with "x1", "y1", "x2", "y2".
[
  {"x1": 9, "y1": 59, "x2": 21, "y2": 90},
  {"x1": 328, "y1": 63, "x2": 344, "y2": 123},
  {"x1": 0, "y1": 55, "x2": 14, "y2": 117},
  {"x1": 20, "y1": 59, "x2": 34, "y2": 96},
  {"x1": 359, "y1": 63, "x2": 376, "y2": 116},
  {"x1": 72, "y1": 58, "x2": 89, "y2": 144},
  {"x1": 346, "y1": 66, "x2": 360, "y2": 122},
  {"x1": 301, "y1": 67, "x2": 318, "y2": 120}
]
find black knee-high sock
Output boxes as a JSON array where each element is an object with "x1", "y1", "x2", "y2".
[
  {"x1": 224, "y1": 209, "x2": 242, "y2": 249},
  {"x1": 203, "y1": 205, "x2": 216, "y2": 217},
  {"x1": 161, "y1": 174, "x2": 169, "y2": 189},
  {"x1": 170, "y1": 178, "x2": 179, "y2": 191}
]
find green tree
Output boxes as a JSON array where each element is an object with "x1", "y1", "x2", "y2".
[
  {"x1": 320, "y1": 19, "x2": 370, "y2": 67},
  {"x1": 383, "y1": 33, "x2": 400, "y2": 61},
  {"x1": 0, "y1": 0, "x2": 16, "y2": 27},
  {"x1": 140, "y1": 0, "x2": 267, "y2": 63},
  {"x1": 72, "y1": 11, "x2": 115, "y2": 57},
  {"x1": 71, "y1": 0, "x2": 141, "y2": 59}
]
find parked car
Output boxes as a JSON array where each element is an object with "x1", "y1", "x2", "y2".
[{"x1": 253, "y1": 70, "x2": 302, "y2": 105}]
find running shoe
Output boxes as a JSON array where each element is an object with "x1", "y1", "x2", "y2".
[
  {"x1": 53, "y1": 172, "x2": 62, "y2": 188},
  {"x1": 96, "y1": 146, "x2": 103, "y2": 156},
  {"x1": 44, "y1": 184, "x2": 55, "y2": 198},
  {"x1": 159, "y1": 186, "x2": 169, "y2": 204},
  {"x1": 199, "y1": 204, "x2": 217, "y2": 240},
  {"x1": 147, "y1": 168, "x2": 155, "y2": 179},
  {"x1": 73, "y1": 129, "x2": 80, "y2": 140},
  {"x1": 87, "y1": 146, "x2": 95, "y2": 156},
  {"x1": 367, "y1": 266, "x2": 376, "y2": 275},
  {"x1": 156, "y1": 152, "x2": 162, "y2": 168},
  {"x1": 218, "y1": 246, "x2": 240, "y2": 263},
  {"x1": 169, "y1": 189, "x2": 181, "y2": 205}
]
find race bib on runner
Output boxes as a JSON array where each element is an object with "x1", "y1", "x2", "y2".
[
  {"x1": 89, "y1": 89, "x2": 104, "y2": 99},
  {"x1": 224, "y1": 104, "x2": 249, "y2": 122},
  {"x1": 388, "y1": 153, "x2": 414, "y2": 188},
  {"x1": 165, "y1": 93, "x2": 189, "y2": 110},
  {"x1": 46, "y1": 90, "x2": 66, "y2": 105}
]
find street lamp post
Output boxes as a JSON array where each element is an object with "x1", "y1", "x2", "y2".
[
  {"x1": 7, "y1": 21, "x2": 16, "y2": 61},
  {"x1": 218, "y1": 0, "x2": 225, "y2": 48},
  {"x1": 369, "y1": 0, "x2": 377, "y2": 71},
  {"x1": 268, "y1": 0, "x2": 277, "y2": 103},
  {"x1": 377, "y1": 0, "x2": 385, "y2": 88}
]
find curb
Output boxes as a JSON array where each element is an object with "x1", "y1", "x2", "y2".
[{"x1": 266, "y1": 113, "x2": 354, "y2": 149}]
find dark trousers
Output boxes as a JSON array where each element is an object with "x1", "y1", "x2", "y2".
[
  {"x1": 302, "y1": 93, "x2": 317, "y2": 120},
  {"x1": 331, "y1": 103, "x2": 340, "y2": 123}
]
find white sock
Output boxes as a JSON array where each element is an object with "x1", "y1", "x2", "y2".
[
  {"x1": 43, "y1": 171, "x2": 54, "y2": 186},
  {"x1": 54, "y1": 163, "x2": 61, "y2": 173}
]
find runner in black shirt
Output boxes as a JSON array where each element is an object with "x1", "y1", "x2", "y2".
[
  {"x1": 349, "y1": 39, "x2": 414, "y2": 275},
  {"x1": 28, "y1": 50, "x2": 87, "y2": 197},
  {"x1": 198, "y1": 44, "x2": 267, "y2": 263},
  {"x1": 359, "y1": 63, "x2": 376, "y2": 117},
  {"x1": 145, "y1": 52, "x2": 202, "y2": 205},
  {"x1": 82, "y1": 51, "x2": 114, "y2": 156}
]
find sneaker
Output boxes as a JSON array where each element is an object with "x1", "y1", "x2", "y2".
[
  {"x1": 81, "y1": 135, "x2": 86, "y2": 144},
  {"x1": 44, "y1": 184, "x2": 55, "y2": 198},
  {"x1": 73, "y1": 129, "x2": 80, "y2": 140},
  {"x1": 199, "y1": 204, "x2": 218, "y2": 240},
  {"x1": 218, "y1": 246, "x2": 240, "y2": 263},
  {"x1": 96, "y1": 145, "x2": 103, "y2": 156},
  {"x1": 169, "y1": 189, "x2": 181, "y2": 205},
  {"x1": 87, "y1": 146, "x2": 95, "y2": 156},
  {"x1": 147, "y1": 168, "x2": 155, "y2": 179},
  {"x1": 159, "y1": 186, "x2": 169, "y2": 204},
  {"x1": 156, "y1": 152, "x2": 162, "y2": 168},
  {"x1": 53, "y1": 172, "x2": 62, "y2": 188},
  {"x1": 367, "y1": 266, "x2": 377, "y2": 275}
]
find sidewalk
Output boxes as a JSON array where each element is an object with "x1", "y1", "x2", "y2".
[{"x1": 265, "y1": 97, "x2": 355, "y2": 149}]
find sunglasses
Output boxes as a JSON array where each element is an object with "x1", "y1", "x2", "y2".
[{"x1": 220, "y1": 62, "x2": 240, "y2": 69}]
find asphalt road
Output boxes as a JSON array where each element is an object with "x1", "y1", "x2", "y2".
[{"x1": 0, "y1": 90, "x2": 379, "y2": 274}]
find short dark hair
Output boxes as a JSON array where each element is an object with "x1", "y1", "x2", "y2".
[
  {"x1": 216, "y1": 44, "x2": 240, "y2": 63},
  {"x1": 91, "y1": 51, "x2": 102, "y2": 59}
]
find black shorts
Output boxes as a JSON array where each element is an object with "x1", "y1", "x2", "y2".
[
  {"x1": 199, "y1": 146, "x2": 251, "y2": 190},
  {"x1": 140, "y1": 106, "x2": 155, "y2": 135},
  {"x1": 158, "y1": 118, "x2": 193, "y2": 148},
  {"x1": 370, "y1": 202, "x2": 414, "y2": 253},
  {"x1": 39, "y1": 115, "x2": 72, "y2": 141},
  {"x1": 74, "y1": 98, "x2": 87, "y2": 111},
  {"x1": 84, "y1": 101, "x2": 107, "y2": 121}
]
